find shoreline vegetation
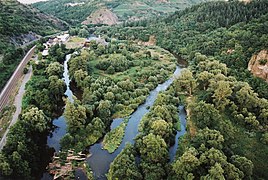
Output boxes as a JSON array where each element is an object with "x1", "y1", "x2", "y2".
[
  {"x1": 102, "y1": 117, "x2": 129, "y2": 153},
  {"x1": 1, "y1": 0, "x2": 268, "y2": 179}
]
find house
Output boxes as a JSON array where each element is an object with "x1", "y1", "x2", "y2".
[
  {"x1": 42, "y1": 49, "x2": 49, "y2": 57},
  {"x1": 84, "y1": 35, "x2": 108, "y2": 47},
  {"x1": 57, "y1": 34, "x2": 70, "y2": 43}
]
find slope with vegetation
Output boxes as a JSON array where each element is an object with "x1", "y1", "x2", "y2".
[
  {"x1": 99, "y1": 0, "x2": 268, "y2": 179},
  {"x1": 97, "y1": 0, "x2": 268, "y2": 98},
  {"x1": 0, "y1": 0, "x2": 67, "y2": 91},
  {"x1": 33, "y1": 0, "x2": 217, "y2": 26}
]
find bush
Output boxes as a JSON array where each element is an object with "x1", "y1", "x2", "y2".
[
  {"x1": 259, "y1": 59, "x2": 267, "y2": 65},
  {"x1": 23, "y1": 67, "x2": 29, "y2": 74}
]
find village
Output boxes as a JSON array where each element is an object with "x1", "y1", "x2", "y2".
[{"x1": 42, "y1": 33, "x2": 108, "y2": 57}]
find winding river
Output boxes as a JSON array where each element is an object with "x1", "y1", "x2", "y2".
[
  {"x1": 47, "y1": 54, "x2": 73, "y2": 152},
  {"x1": 44, "y1": 54, "x2": 187, "y2": 180},
  {"x1": 87, "y1": 66, "x2": 186, "y2": 179}
]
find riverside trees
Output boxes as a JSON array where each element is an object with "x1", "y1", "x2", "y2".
[
  {"x1": 96, "y1": 0, "x2": 268, "y2": 100},
  {"x1": 108, "y1": 51, "x2": 265, "y2": 179},
  {"x1": 60, "y1": 40, "x2": 177, "y2": 151},
  {"x1": 0, "y1": 44, "x2": 68, "y2": 179},
  {"x1": 171, "y1": 53, "x2": 266, "y2": 179}
]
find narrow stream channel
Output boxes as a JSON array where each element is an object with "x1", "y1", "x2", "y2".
[
  {"x1": 47, "y1": 54, "x2": 73, "y2": 152},
  {"x1": 41, "y1": 54, "x2": 74, "y2": 180},
  {"x1": 43, "y1": 54, "x2": 187, "y2": 180},
  {"x1": 169, "y1": 105, "x2": 187, "y2": 162}
]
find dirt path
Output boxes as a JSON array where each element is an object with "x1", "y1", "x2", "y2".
[{"x1": 0, "y1": 66, "x2": 33, "y2": 150}]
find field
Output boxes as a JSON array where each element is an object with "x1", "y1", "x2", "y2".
[
  {"x1": 65, "y1": 36, "x2": 86, "y2": 49},
  {"x1": 0, "y1": 106, "x2": 15, "y2": 139}
]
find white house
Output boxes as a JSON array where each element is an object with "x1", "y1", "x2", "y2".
[{"x1": 57, "y1": 34, "x2": 70, "y2": 43}]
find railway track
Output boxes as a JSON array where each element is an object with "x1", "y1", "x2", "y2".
[{"x1": 0, "y1": 45, "x2": 36, "y2": 113}]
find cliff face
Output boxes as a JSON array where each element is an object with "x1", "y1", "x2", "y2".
[
  {"x1": 248, "y1": 50, "x2": 268, "y2": 82},
  {"x1": 82, "y1": 8, "x2": 119, "y2": 26}
]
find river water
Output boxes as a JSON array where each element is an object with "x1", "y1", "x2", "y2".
[
  {"x1": 41, "y1": 55, "x2": 74, "y2": 180},
  {"x1": 44, "y1": 54, "x2": 187, "y2": 180},
  {"x1": 47, "y1": 54, "x2": 73, "y2": 152},
  {"x1": 87, "y1": 66, "x2": 187, "y2": 179}
]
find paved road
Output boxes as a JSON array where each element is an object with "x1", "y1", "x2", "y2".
[
  {"x1": 0, "y1": 66, "x2": 33, "y2": 150},
  {"x1": 0, "y1": 46, "x2": 35, "y2": 112},
  {"x1": 0, "y1": 46, "x2": 35, "y2": 150}
]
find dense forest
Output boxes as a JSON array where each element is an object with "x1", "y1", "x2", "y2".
[
  {"x1": 97, "y1": 0, "x2": 268, "y2": 179},
  {"x1": 61, "y1": 40, "x2": 177, "y2": 151},
  {"x1": 0, "y1": 0, "x2": 268, "y2": 179},
  {"x1": 97, "y1": 0, "x2": 268, "y2": 99},
  {"x1": 33, "y1": 0, "x2": 217, "y2": 25}
]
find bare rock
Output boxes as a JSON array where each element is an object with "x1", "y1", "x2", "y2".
[
  {"x1": 82, "y1": 8, "x2": 119, "y2": 26},
  {"x1": 248, "y1": 50, "x2": 268, "y2": 82}
]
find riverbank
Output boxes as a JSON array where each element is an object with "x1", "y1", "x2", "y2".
[
  {"x1": 0, "y1": 65, "x2": 33, "y2": 150},
  {"x1": 103, "y1": 118, "x2": 129, "y2": 153}
]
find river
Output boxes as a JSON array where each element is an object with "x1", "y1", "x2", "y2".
[
  {"x1": 87, "y1": 66, "x2": 186, "y2": 179},
  {"x1": 41, "y1": 55, "x2": 73, "y2": 180},
  {"x1": 43, "y1": 54, "x2": 187, "y2": 180},
  {"x1": 47, "y1": 54, "x2": 73, "y2": 152}
]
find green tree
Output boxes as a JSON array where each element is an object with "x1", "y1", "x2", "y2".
[
  {"x1": 21, "y1": 107, "x2": 49, "y2": 132},
  {"x1": 48, "y1": 76, "x2": 66, "y2": 101},
  {"x1": 74, "y1": 69, "x2": 88, "y2": 88},
  {"x1": 138, "y1": 133, "x2": 168, "y2": 163},
  {"x1": 203, "y1": 163, "x2": 225, "y2": 180},
  {"x1": 97, "y1": 100, "x2": 111, "y2": 125},
  {"x1": 108, "y1": 144, "x2": 142, "y2": 180},
  {"x1": 189, "y1": 101, "x2": 222, "y2": 129},
  {"x1": 45, "y1": 62, "x2": 64, "y2": 77},
  {"x1": 150, "y1": 119, "x2": 172, "y2": 141},
  {"x1": 78, "y1": 28, "x2": 89, "y2": 38},
  {"x1": 172, "y1": 147, "x2": 200, "y2": 179},
  {"x1": 192, "y1": 128, "x2": 224, "y2": 150},
  {"x1": 69, "y1": 56, "x2": 87, "y2": 78},
  {"x1": 231, "y1": 155, "x2": 253, "y2": 177},
  {"x1": 175, "y1": 69, "x2": 196, "y2": 95},
  {"x1": 0, "y1": 154, "x2": 12, "y2": 176},
  {"x1": 64, "y1": 98, "x2": 87, "y2": 134},
  {"x1": 211, "y1": 80, "x2": 232, "y2": 111}
]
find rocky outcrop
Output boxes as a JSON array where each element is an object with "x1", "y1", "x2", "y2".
[
  {"x1": 82, "y1": 8, "x2": 119, "y2": 26},
  {"x1": 239, "y1": 0, "x2": 251, "y2": 3},
  {"x1": 156, "y1": 0, "x2": 169, "y2": 3},
  {"x1": 248, "y1": 50, "x2": 268, "y2": 82}
]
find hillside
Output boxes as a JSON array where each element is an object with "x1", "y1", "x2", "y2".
[
  {"x1": 95, "y1": 0, "x2": 268, "y2": 179},
  {"x1": 0, "y1": 0, "x2": 68, "y2": 91},
  {"x1": 0, "y1": 0, "x2": 268, "y2": 179},
  {"x1": 98, "y1": 0, "x2": 268, "y2": 98},
  {"x1": 32, "y1": 0, "x2": 217, "y2": 26},
  {"x1": 0, "y1": 0, "x2": 67, "y2": 49}
]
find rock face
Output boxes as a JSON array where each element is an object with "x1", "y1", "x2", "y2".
[
  {"x1": 82, "y1": 8, "x2": 119, "y2": 26},
  {"x1": 248, "y1": 50, "x2": 268, "y2": 82},
  {"x1": 239, "y1": 0, "x2": 251, "y2": 3}
]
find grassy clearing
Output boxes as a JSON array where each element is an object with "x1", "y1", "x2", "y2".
[
  {"x1": 89, "y1": 46, "x2": 176, "y2": 82},
  {"x1": 66, "y1": 36, "x2": 85, "y2": 49},
  {"x1": 102, "y1": 118, "x2": 129, "y2": 153},
  {"x1": 0, "y1": 105, "x2": 15, "y2": 139}
]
